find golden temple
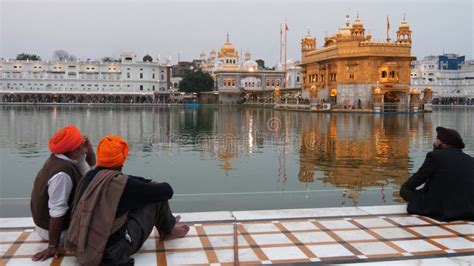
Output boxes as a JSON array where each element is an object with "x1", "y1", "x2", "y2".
[{"x1": 300, "y1": 14, "x2": 415, "y2": 111}]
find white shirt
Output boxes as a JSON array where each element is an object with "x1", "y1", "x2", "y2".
[{"x1": 35, "y1": 154, "x2": 91, "y2": 241}]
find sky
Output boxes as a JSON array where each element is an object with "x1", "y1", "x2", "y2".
[{"x1": 1, "y1": 0, "x2": 473, "y2": 66}]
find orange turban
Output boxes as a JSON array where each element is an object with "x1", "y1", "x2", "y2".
[
  {"x1": 48, "y1": 125, "x2": 84, "y2": 154},
  {"x1": 96, "y1": 135, "x2": 129, "y2": 168}
]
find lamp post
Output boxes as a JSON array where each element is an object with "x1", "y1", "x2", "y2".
[
  {"x1": 410, "y1": 87, "x2": 421, "y2": 112},
  {"x1": 372, "y1": 83, "x2": 383, "y2": 113}
]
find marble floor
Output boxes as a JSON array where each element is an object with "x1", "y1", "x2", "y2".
[{"x1": 0, "y1": 205, "x2": 473, "y2": 265}]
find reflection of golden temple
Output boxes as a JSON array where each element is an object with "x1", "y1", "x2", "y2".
[
  {"x1": 218, "y1": 152, "x2": 234, "y2": 174},
  {"x1": 297, "y1": 113, "x2": 429, "y2": 205}
]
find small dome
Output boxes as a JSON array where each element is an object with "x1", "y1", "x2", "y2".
[
  {"x1": 142, "y1": 54, "x2": 153, "y2": 62},
  {"x1": 242, "y1": 60, "x2": 258, "y2": 71},
  {"x1": 337, "y1": 14, "x2": 352, "y2": 36},
  {"x1": 399, "y1": 20, "x2": 410, "y2": 29},
  {"x1": 352, "y1": 15, "x2": 364, "y2": 28},
  {"x1": 337, "y1": 28, "x2": 351, "y2": 36},
  {"x1": 304, "y1": 33, "x2": 315, "y2": 40}
]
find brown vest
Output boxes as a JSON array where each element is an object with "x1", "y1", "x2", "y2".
[{"x1": 30, "y1": 154, "x2": 83, "y2": 230}]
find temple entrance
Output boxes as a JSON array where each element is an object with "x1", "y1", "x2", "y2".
[{"x1": 383, "y1": 91, "x2": 408, "y2": 112}]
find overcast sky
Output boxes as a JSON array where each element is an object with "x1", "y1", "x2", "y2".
[{"x1": 1, "y1": 0, "x2": 472, "y2": 66}]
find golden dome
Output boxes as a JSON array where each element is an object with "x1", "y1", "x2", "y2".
[
  {"x1": 399, "y1": 20, "x2": 410, "y2": 29},
  {"x1": 353, "y1": 14, "x2": 364, "y2": 28},
  {"x1": 303, "y1": 29, "x2": 315, "y2": 40},
  {"x1": 219, "y1": 33, "x2": 238, "y2": 58},
  {"x1": 399, "y1": 14, "x2": 410, "y2": 29},
  {"x1": 337, "y1": 15, "x2": 352, "y2": 36}
]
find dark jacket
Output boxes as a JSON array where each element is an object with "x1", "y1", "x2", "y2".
[
  {"x1": 30, "y1": 154, "x2": 83, "y2": 230},
  {"x1": 400, "y1": 147, "x2": 474, "y2": 221}
]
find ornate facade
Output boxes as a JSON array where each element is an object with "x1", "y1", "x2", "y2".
[{"x1": 300, "y1": 15, "x2": 415, "y2": 111}]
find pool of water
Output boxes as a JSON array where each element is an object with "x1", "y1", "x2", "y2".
[{"x1": 0, "y1": 105, "x2": 473, "y2": 217}]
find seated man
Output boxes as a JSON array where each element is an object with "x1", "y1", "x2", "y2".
[
  {"x1": 66, "y1": 135, "x2": 189, "y2": 265},
  {"x1": 400, "y1": 126, "x2": 474, "y2": 221},
  {"x1": 30, "y1": 125, "x2": 95, "y2": 261}
]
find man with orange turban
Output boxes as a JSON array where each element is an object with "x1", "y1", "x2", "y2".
[
  {"x1": 66, "y1": 135, "x2": 189, "y2": 265},
  {"x1": 30, "y1": 125, "x2": 96, "y2": 261}
]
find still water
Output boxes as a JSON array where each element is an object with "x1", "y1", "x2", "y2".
[{"x1": 0, "y1": 105, "x2": 473, "y2": 217}]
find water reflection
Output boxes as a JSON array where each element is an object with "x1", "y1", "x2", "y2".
[
  {"x1": 297, "y1": 114, "x2": 427, "y2": 205},
  {"x1": 0, "y1": 105, "x2": 473, "y2": 216}
]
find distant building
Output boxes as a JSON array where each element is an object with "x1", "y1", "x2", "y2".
[
  {"x1": 411, "y1": 54, "x2": 474, "y2": 105},
  {"x1": 0, "y1": 53, "x2": 173, "y2": 103},
  {"x1": 200, "y1": 34, "x2": 286, "y2": 104},
  {"x1": 283, "y1": 59, "x2": 302, "y2": 92}
]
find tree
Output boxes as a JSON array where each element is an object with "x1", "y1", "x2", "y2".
[
  {"x1": 179, "y1": 69, "x2": 214, "y2": 93},
  {"x1": 256, "y1": 59, "x2": 265, "y2": 69},
  {"x1": 16, "y1": 53, "x2": 41, "y2": 61},
  {"x1": 53, "y1": 50, "x2": 76, "y2": 61}
]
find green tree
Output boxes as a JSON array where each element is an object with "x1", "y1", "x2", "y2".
[
  {"x1": 179, "y1": 69, "x2": 214, "y2": 93},
  {"x1": 256, "y1": 59, "x2": 265, "y2": 69},
  {"x1": 16, "y1": 53, "x2": 41, "y2": 61}
]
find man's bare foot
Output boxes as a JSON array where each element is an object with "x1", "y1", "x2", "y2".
[{"x1": 162, "y1": 224, "x2": 190, "y2": 241}]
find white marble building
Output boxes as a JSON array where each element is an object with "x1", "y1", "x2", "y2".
[
  {"x1": 199, "y1": 34, "x2": 295, "y2": 104},
  {"x1": 0, "y1": 53, "x2": 173, "y2": 103},
  {"x1": 411, "y1": 55, "x2": 474, "y2": 104}
]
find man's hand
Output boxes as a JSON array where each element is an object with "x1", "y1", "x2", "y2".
[
  {"x1": 84, "y1": 136, "x2": 93, "y2": 153},
  {"x1": 83, "y1": 136, "x2": 96, "y2": 166},
  {"x1": 32, "y1": 246, "x2": 62, "y2": 261}
]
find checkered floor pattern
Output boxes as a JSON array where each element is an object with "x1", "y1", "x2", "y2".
[{"x1": 1, "y1": 214, "x2": 473, "y2": 265}]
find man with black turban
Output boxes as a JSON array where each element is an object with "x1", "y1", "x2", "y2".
[{"x1": 400, "y1": 126, "x2": 474, "y2": 221}]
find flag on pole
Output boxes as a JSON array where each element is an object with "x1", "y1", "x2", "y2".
[
  {"x1": 280, "y1": 24, "x2": 283, "y2": 64},
  {"x1": 386, "y1": 15, "x2": 391, "y2": 42},
  {"x1": 386, "y1": 15, "x2": 390, "y2": 31},
  {"x1": 285, "y1": 21, "x2": 289, "y2": 32}
]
